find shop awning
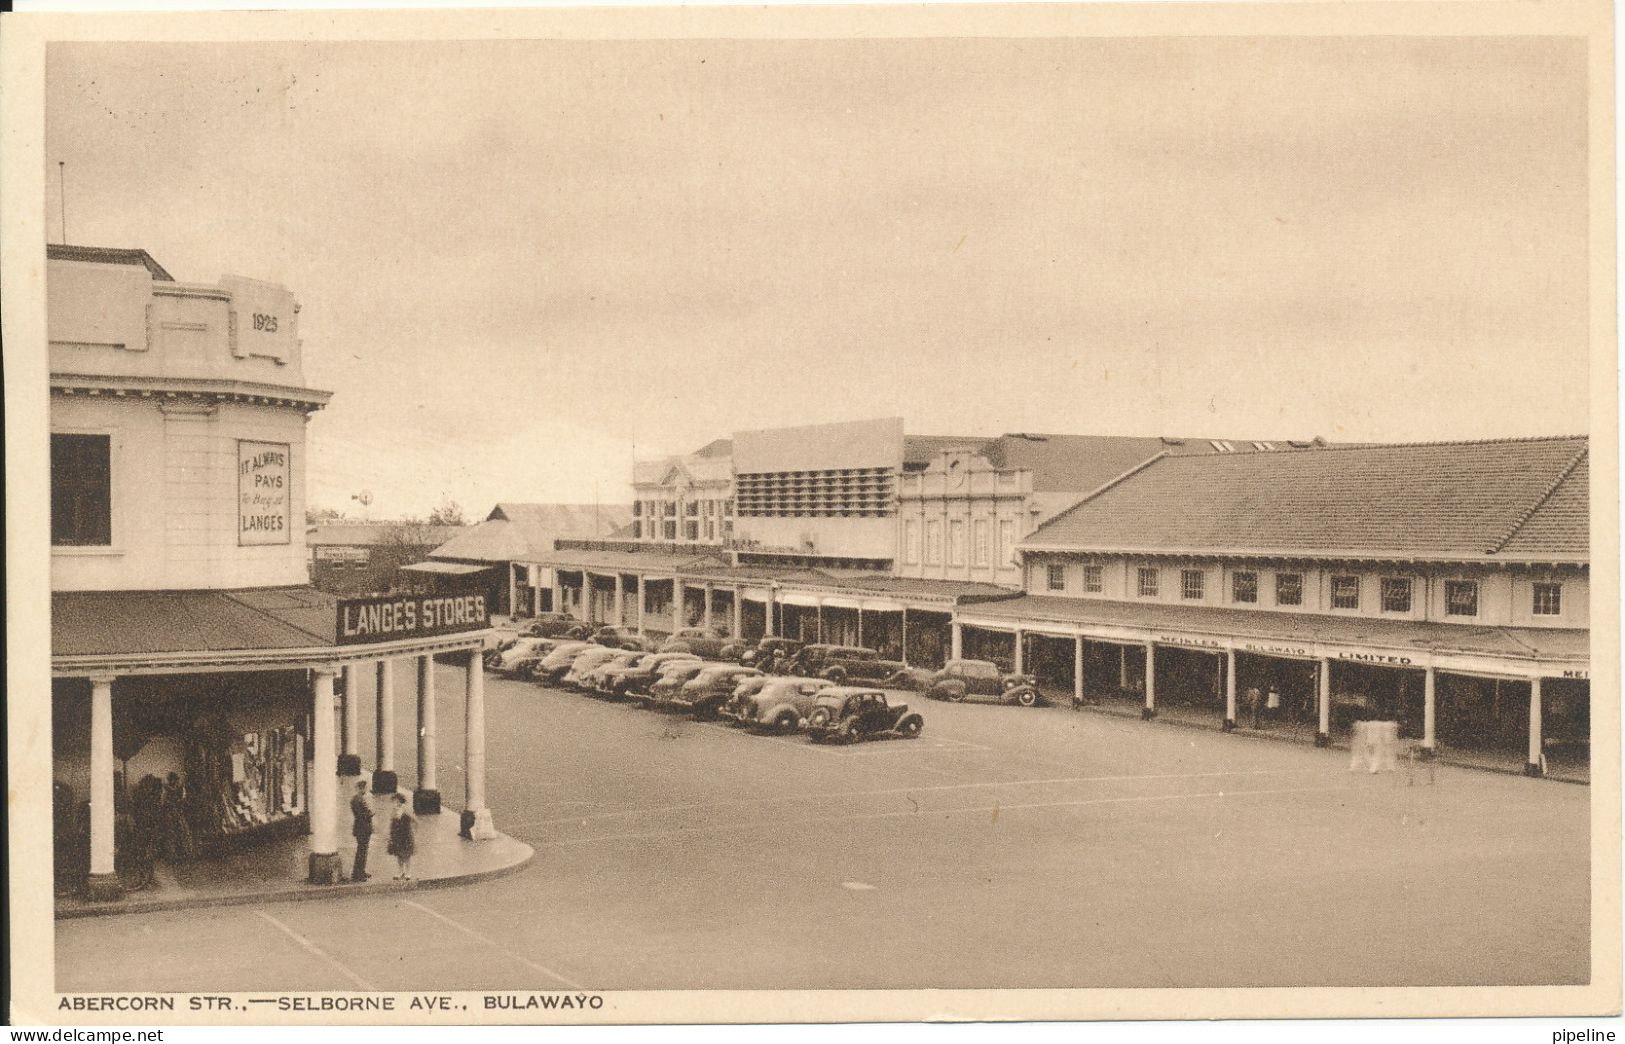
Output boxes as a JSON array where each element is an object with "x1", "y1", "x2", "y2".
[{"x1": 402, "y1": 561, "x2": 493, "y2": 576}]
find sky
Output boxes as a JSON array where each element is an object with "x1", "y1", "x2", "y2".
[{"x1": 43, "y1": 35, "x2": 1590, "y2": 520}]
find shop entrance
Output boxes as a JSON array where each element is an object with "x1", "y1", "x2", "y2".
[
  {"x1": 740, "y1": 599, "x2": 768, "y2": 642},
  {"x1": 1232, "y1": 653, "x2": 1321, "y2": 737},
  {"x1": 1435, "y1": 673, "x2": 1529, "y2": 764},
  {"x1": 1020, "y1": 633, "x2": 1077, "y2": 696},
  {"x1": 904, "y1": 611, "x2": 951, "y2": 669},
  {"x1": 961, "y1": 626, "x2": 1016, "y2": 671},
  {"x1": 1327, "y1": 661, "x2": 1424, "y2": 740},
  {"x1": 1540, "y1": 677, "x2": 1589, "y2": 780},
  {"x1": 1152, "y1": 646, "x2": 1226, "y2": 722},
  {"x1": 1079, "y1": 641, "x2": 1145, "y2": 709}
]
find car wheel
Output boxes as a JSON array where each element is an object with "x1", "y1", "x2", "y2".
[
  {"x1": 775, "y1": 711, "x2": 800, "y2": 735},
  {"x1": 1016, "y1": 689, "x2": 1038, "y2": 708},
  {"x1": 807, "y1": 707, "x2": 831, "y2": 730},
  {"x1": 837, "y1": 720, "x2": 861, "y2": 745},
  {"x1": 897, "y1": 715, "x2": 923, "y2": 738},
  {"x1": 823, "y1": 668, "x2": 846, "y2": 685},
  {"x1": 947, "y1": 687, "x2": 967, "y2": 703}
]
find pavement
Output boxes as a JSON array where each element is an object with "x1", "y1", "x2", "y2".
[{"x1": 56, "y1": 665, "x2": 1591, "y2": 991}]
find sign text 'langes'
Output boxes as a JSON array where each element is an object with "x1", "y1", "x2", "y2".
[
  {"x1": 237, "y1": 439, "x2": 292, "y2": 545},
  {"x1": 337, "y1": 593, "x2": 490, "y2": 644}
]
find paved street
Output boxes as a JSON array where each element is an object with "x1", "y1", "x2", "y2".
[{"x1": 58, "y1": 666, "x2": 1591, "y2": 992}]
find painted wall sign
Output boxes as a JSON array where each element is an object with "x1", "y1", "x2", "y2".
[
  {"x1": 336, "y1": 593, "x2": 490, "y2": 645},
  {"x1": 238, "y1": 440, "x2": 291, "y2": 545},
  {"x1": 1561, "y1": 669, "x2": 1590, "y2": 680},
  {"x1": 1155, "y1": 634, "x2": 1225, "y2": 651},
  {"x1": 1335, "y1": 650, "x2": 1415, "y2": 667},
  {"x1": 315, "y1": 546, "x2": 370, "y2": 563},
  {"x1": 1238, "y1": 641, "x2": 1314, "y2": 659}
]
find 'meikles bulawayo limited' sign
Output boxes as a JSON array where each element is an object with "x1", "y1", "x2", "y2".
[
  {"x1": 337, "y1": 593, "x2": 490, "y2": 645},
  {"x1": 238, "y1": 440, "x2": 291, "y2": 545}
]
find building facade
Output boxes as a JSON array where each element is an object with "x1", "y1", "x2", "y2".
[
  {"x1": 49, "y1": 245, "x2": 498, "y2": 901},
  {"x1": 307, "y1": 522, "x2": 467, "y2": 596},
  {"x1": 631, "y1": 438, "x2": 734, "y2": 544},
  {"x1": 953, "y1": 437, "x2": 1589, "y2": 779}
]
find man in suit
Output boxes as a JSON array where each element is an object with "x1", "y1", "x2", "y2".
[{"x1": 350, "y1": 780, "x2": 374, "y2": 882}]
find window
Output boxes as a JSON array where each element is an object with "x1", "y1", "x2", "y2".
[
  {"x1": 902, "y1": 521, "x2": 919, "y2": 564},
  {"x1": 1330, "y1": 575, "x2": 1360, "y2": 609},
  {"x1": 948, "y1": 520, "x2": 966, "y2": 567},
  {"x1": 1445, "y1": 580, "x2": 1479, "y2": 617},
  {"x1": 632, "y1": 501, "x2": 642, "y2": 516},
  {"x1": 632, "y1": 520, "x2": 643, "y2": 539},
  {"x1": 1047, "y1": 564, "x2": 1066, "y2": 591},
  {"x1": 51, "y1": 433, "x2": 112, "y2": 546},
  {"x1": 924, "y1": 520, "x2": 943, "y2": 565},
  {"x1": 663, "y1": 520, "x2": 677, "y2": 540},
  {"x1": 1533, "y1": 582, "x2": 1563, "y2": 616},
  {"x1": 1137, "y1": 567, "x2": 1159, "y2": 598},
  {"x1": 1181, "y1": 569, "x2": 1205, "y2": 600},
  {"x1": 973, "y1": 519, "x2": 991, "y2": 567},
  {"x1": 1083, "y1": 565, "x2": 1104, "y2": 593},
  {"x1": 685, "y1": 500, "x2": 699, "y2": 517},
  {"x1": 1380, "y1": 577, "x2": 1412, "y2": 613},
  {"x1": 684, "y1": 520, "x2": 699, "y2": 541},
  {"x1": 1275, "y1": 572, "x2": 1303, "y2": 606},
  {"x1": 997, "y1": 520, "x2": 1015, "y2": 565},
  {"x1": 1231, "y1": 571, "x2": 1258, "y2": 604}
]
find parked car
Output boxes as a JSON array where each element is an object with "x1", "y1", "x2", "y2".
[
  {"x1": 924, "y1": 659, "x2": 1045, "y2": 707},
  {"x1": 520, "y1": 613, "x2": 580, "y2": 638},
  {"x1": 486, "y1": 636, "x2": 555, "y2": 675},
  {"x1": 563, "y1": 624, "x2": 595, "y2": 640},
  {"x1": 738, "y1": 637, "x2": 804, "y2": 672},
  {"x1": 668, "y1": 665, "x2": 762, "y2": 719},
  {"x1": 791, "y1": 645, "x2": 915, "y2": 687},
  {"x1": 611, "y1": 651, "x2": 703, "y2": 698},
  {"x1": 532, "y1": 641, "x2": 593, "y2": 685},
  {"x1": 647, "y1": 661, "x2": 721, "y2": 707},
  {"x1": 659, "y1": 627, "x2": 746, "y2": 660},
  {"x1": 579, "y1": 649, "x2": 647, "y2": 694},
  {"x1": 590, "y1": 625, "x2": 650, "y2": 650},
  {"x1": 563, "y1": 646, "x2": 624, "y2": 689},
  {"x1": 723, "y1": 676, "x2": 834, "y2": 733},
  {"x1": 804, "y1": 687, "x2": 924, "y2": 743}
]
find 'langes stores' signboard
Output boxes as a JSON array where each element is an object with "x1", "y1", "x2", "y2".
[
  {"x1": 238, "y1": 440, "x2": 291, "y2": 545},
  {"x1": 336, "y1": 593, "x2": 491, "y2": 645}
]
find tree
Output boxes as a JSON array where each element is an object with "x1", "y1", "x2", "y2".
[
  {"x1": 426, "y1": 498, "x2": 467, "y2": 526},
  {"x1": 305, "y1": 505, "x2": 349, "y2": 525}
]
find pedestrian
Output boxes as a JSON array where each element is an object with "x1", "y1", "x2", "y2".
[
  {"x1": 160, "y1": 772, "x2": 195, "y2": 861},
  {"x1": 769, "y1": 648, "x2": 786, "y2": 676},
  {"x1": 1265, "y1": 685, "x2": 1281, "y2": 724},
  {"x1": 1246, "y1": 686, "x2": 1263, "y2": 729},
  {"x1": 387, "y1": 793, "x2": 416, "y2": 881},
  {"x1": 349, "y1": 781, "x2": 374, "y2": 883}
]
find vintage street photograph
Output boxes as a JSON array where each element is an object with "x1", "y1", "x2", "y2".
[{"x1": 3, "y1": 0, "x2": 1617, "y2": 1028}]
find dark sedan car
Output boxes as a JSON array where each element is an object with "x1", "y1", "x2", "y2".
[
  {"x1": 613, "y1": 652, "x2": 703, "y2": 698},
  {"x1": 738, "y1": 637, "x2": 805, "y2": 672},
  {"x1": 520, "y1": 613, "x2": 580, "y2": 638},
  {"x1": 791, "y1": 644, "x2": 915, "y2": 687},
  {"x1": 924, "y1": 659, "x2": 1045, "y2": 707},
  {"x1": 804, "y1": 687, "x2": 924, "y2": 743},
  {"x1": 668, "y1": 665, "x2": 763, "y2": 719}
]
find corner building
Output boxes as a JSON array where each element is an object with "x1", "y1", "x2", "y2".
[
  {"x1": 959, "y1": 437, "x2": 1589, "y2": 779},
  {"x1": 48, "y1": 245, "x2": 498, "y2": 901}
]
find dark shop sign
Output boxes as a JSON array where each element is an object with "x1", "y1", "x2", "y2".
[{"x1": 336, "y1": 593, "x2": 490, "y2": 645}]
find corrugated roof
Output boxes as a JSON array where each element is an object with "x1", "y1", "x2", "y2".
[
  {"x1": 48, "y1": 243, "x2": 174, "y2": 281},
  {"x1": 901, "y1": 434, "x2": 995, "y2": 467},
  {"x1": 1022, "y1": 436, "x2": 1589, "y2": 563},
  {"x1": 961, "y1": 594, "x2": 1588, "y2": 663},
  {"x1": 431, "y1": 503, "x2": 633, "y2": 563},
  {"x1": 977, "y1": 434, "x2": 1180, "y2": 494},
  {"x1": 307, "y1": 523, "x2": 467, "y2": 547},
  {"x1": 53, "y1": 587, "x2": 339, "y2": 657}
]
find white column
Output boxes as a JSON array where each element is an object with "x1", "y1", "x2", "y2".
[
  {"x1": 1073, "y1": 636, "x2": 1085, "y2": 705},
  {"x1": 764, "y1": 588, "x2": 777, "y2": 637},
  {"x1": 308, "y1": 666, "x2": 341, "y2": 884},
  {"x1": 1527, "y1": 676, "x2": 1544, "y2": 776},
  {"x1": 816, "y1": 600, "x2": 825, "y2": 643},
  {"x1": 340, "y1": 664, "x2": 360, "y2": 774},
  {"x1": 1225, "y1": 651, "x2": 1238, "y2": 729},
  {"x1": 703, "y1": 583, "x2": 714, "y2": 632},
  {"x1": 1422, "y1": 667, "x2": 1437, "y2": 754},
  {"x1": 1317, "y1": 658, "x2": 1332, "y2": 746},
  {"x1": 857, "y1": 609, "x2": 865, "y2": 648},
  {"x1": 731, "y1": 589, "x2": 743, "y2": 638},
  {"x1": 673, "y1": 578, "x2": 686, "y2": 629},
  {"x1": 1143, "y1": 643, "x2": 1157, "y2": 718},
  {"x1": 463, "y1": 651, "x2": 497, "y2": 838},
  {"x1": 637, "y1": 578, "x2": 647, "y2": 634},
  {"x1": 509, "y1": 565, "x2": 520, "y2": 619},
  {"x1": 901, "y1": 608, "x2": 911, "y2": 666},
  {"x1": 373, "y1": 659, "x2": 397, "y2": 793},
  {"x1": 87, "y1": 676, "x2": 119, "y2": 897},
  {"x1": 1118, "y1": 645, "x2": 1130, "y2": 689},
  {"x1": 614, "y1": 574, "x2": 625, "y2": 627},
  {"x1": 1012, "y1": 630, "x2": 1024, "y2": 674},
  {"x1": 951, "y1": 621, "x2": 963, "y2": 660},
  {"x1": 552, "y1": 571, "x2": 563, "y2": 617},
  {"x1": 582, "y1": 571, "x2": 596, "y2": 625},
  {"x1": 415, "y1": 654, "x2": 439, "y2": 813}
]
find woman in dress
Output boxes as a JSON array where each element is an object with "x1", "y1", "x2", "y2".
[{"x1": 386, "y1": 793, "x2": 416, "y2": 881}]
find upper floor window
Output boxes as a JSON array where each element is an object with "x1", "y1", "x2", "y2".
[
  {"x1": 1330, "y1": 575, "x2": 1360, "y2": 610},
  {"x1": 1445, "y1": 580, "x2": 1479, "y2": 617},
  {"x1": 902, "y1": 520, "x2": 920, "y2": 564},
  {"x1": 1083, "y1": 564, "x2": 1104, "y2": 593},
  {"x1": 1181, "y1": 569, "x2": 1205, "y2": 600},
  {"x1": 632, "y1": 520, "x2": 643, "y2": 539},
  {"x1": 948, "y1": 520, "x2": 967, "y2": 567},
  {"x1": 1046, "y1": 564, "x2": 1066, "y2": 592},
  {"x1": 1275, "y1": 572, "x2": 1303, "y2": 607},
  {"x1": 973, "y1": 519, "x2": 991, "y2": 567},
  {"x1": 1380, "y1": 577, "x2": 1412, "y2": 614},
  {"x1": 51, "y1": 433, "x2": 112, "y2": 547},
  {"x1": 1231, "y1": 571, "x2": 1258, "y2": 604},
  {"x1": 1533, "y1": 582, "x2": 1563, "y2": 616},
  {"x1": 1137, "y1": 567, "x2": 1159, "y2": 598},
  {"x1": 924, "y1": 520, "x2": 943, "y2": 565},
  {"x1": 632, "y1": 501, "x2": 643, "y2": 516},
  {"x1": 685, "y1": 500, "x2": 700, "y2": 517},
  {"x1": 997, "y1": 520, "x2": 1015, "y2": 565}
]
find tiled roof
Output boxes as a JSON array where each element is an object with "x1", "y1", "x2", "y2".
[
  {"x1": 1021, "y1": 436, "x2": 1589, "y2": 563},
  {"x1": 48, "y1": 243, "x2": 174, "y2": 281},
  {"x1": 977, "y1": 434, "x2": 1183, "y2": 494},
  {"x1": 54, "y1": 587, "x2": 339, "y2": 657},
  {"x1": 693, "y1": 437, "x2": 733, "y2": 458},
  {"x1": 431, "y1": 503, "x2": 632, "y2": 563},
  {"x1": 960, "y1": 594, "x2": 1588, "y2": 664}
]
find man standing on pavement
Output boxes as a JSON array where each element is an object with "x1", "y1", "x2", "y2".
[{"x1": 350, "y1": 780, "x2": 374, "y2": 883}]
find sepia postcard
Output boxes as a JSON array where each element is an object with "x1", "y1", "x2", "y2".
[{"x1": 2, "y1": 0, "x2": 1619, "y2": 1028}]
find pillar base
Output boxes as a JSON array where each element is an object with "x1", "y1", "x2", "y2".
[
  {"x1": 413, "y1": 789, "x2": 442, "y2": 815},
  {"x1": 459, "y1": 807, "x2": 498, "y2": 841},
  {"x1": 307, "y1": 851, "x2": 342, "y2": 885},
  {"x1": 1141, "y1": 707, "x2": 1157, "y2": 720},
  {"x1": 1418, "y1": 745, "x2": 1437, "y2": 761},
  {"x1": 1524, "y1": 761, "x2": 1544, "y2": 778},
  {"x1": 370, "y1": 769, "x2": 398, "y2": 795},
  {"x1": 1315, "y1": 731, "x2": 1331, "y2": 748},
  {"x1": 1222, "y1": 718, "x2": 1236, "y2": 733},
  {"x1": 337, "y1": 754, "x2": 363, "y2": 776},
  {"x1": 85, "y1": 872, "x2": 123, "y2": 902}
]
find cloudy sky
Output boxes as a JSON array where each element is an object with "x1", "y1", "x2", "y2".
[{"x1": 44, "y1": 35, "x2": 1588, "y2": 520}]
